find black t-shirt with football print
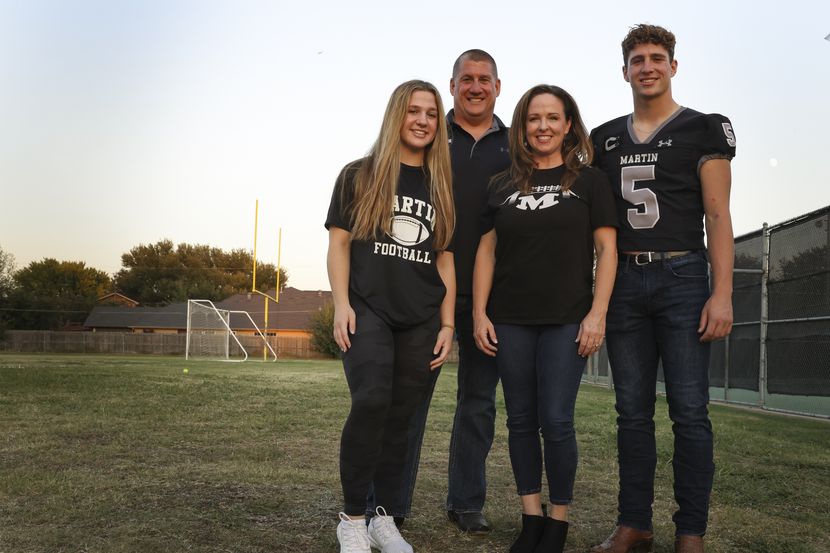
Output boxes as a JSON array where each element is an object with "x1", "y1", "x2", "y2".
[
  {"x1": 590, "y1": 107, "x2": 736, "y2": 252},
  {"x1": 482, "y1": 165, "x2": 618, "y2": 325},
  {"x1": 325, "y1": 159, "x2": 446, "y2": 328}
]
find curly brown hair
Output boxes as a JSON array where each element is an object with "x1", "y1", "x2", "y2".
[{"x1": 621, "y1": 24, "x2": 676, "y2": 64}]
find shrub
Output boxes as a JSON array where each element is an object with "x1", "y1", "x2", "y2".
[{"x1": 308, "y1": 302, "x2": 340, "y2": 358}]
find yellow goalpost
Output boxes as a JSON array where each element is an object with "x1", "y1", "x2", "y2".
[{"x1": 251, "y1": 199, "x2": 282, "y2": 359}]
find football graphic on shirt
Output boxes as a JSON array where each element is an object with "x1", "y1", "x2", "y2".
[{"x1": 388, "y1": 215, "x2": 430, "y2": 246}]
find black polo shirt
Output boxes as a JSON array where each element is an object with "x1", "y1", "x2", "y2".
[{"x1": 447, "y1": 109, "x2": 510, "y2": 296}]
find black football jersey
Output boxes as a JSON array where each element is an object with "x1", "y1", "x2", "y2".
[{"x1": 590, "y1": 107, "x2": 735, "y2": 252}]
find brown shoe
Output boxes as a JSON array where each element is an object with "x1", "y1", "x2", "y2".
[
  {"x1": 591, "y1": 525, "x2": 654, "y2": 553},
  {"x1": 674, "y1": 535, "x2": 704, "y2": 553}
]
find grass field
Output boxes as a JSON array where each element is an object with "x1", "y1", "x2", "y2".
[{"x1": 1, "y1": 354, "x2": 828, "y2": 553}]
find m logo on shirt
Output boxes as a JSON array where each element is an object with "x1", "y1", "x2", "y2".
[{"x1": 501, "y1": 190, "x2": 560, "y2": 211}]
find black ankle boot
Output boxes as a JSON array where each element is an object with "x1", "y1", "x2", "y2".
[
  {"x1": 531, "y1": 517, "x2": 568, "y2": 553},
  {"x1": 509, "y1": 513, "x2": 547, "y2": 553}
]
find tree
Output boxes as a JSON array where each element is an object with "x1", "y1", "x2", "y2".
[
  {"x1": 7, "y1": 258, "x2": 111, "y2": 330},
  {"x1": 308, "y1": 302, "x2": 340, "y2": 358},
  {"x1": 113, "y1": 239, "x2": 288, "y2": 305},
  {"x1": 771, "y1": 243, "x2": 830, "y2": 319},
  {"x1": 0, "y1": 246, "x2": 16, "y2": 337},
  {"x1": 776, "y1": 243, "x2": 829, "y2": 281},
  {"x1": 0, "y1": 246, "x2": 14, "y2": 300}
]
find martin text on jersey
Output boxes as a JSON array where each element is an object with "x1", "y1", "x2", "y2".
[{"x1": 619, "y1": 153, "x2": 659, "y2": 165}]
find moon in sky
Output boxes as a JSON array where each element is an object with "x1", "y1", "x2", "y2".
[{"x1": 769, "y1": 158, "x2": 779, "y2": 168}]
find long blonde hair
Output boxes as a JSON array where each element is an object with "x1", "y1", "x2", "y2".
[{"x1": 344, "y1": 80, "x2": 454, "y2": 250}]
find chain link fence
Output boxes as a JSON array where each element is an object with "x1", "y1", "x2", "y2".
[{"x1": 584, "y1": 206, "x2": 830, "y2": 419}]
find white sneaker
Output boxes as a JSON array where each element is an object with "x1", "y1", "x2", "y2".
[
  {"x1": 367, "y1": 507, "x2": 414, "y2": 553},
  {"x1": 337, "y1": 512, "x2": 371, "y2": 553}
]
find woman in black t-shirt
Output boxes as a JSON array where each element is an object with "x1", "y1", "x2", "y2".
[
  {"x1": 472, "y1": 85, "x2": 618, "y2": 553},
  {"x1": 325, "y1": 80, "x2": 456, "y2": 553}
]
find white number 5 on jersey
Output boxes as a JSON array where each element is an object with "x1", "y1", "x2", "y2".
[
  {"x1": 621, "y1": 165, "x2": 660, "y2": 229},
  {"x1": 722, "y1": 122, "x2": 736, "y2": 147}
]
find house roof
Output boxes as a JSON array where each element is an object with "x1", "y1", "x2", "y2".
[
  {"x1": 216, "y1": 287, "x2": 332, "y2": 331},
  {"x1": 83, "y1": 287, "x2": 332, "y2": 331},
  {"x1": 97, "y1": 292, "x2": 140, "y2": 306}
]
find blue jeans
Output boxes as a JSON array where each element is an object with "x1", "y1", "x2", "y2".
[
  {"x1": 367, "y1": 294, "x2": 498, "y2": 518},
  {"x1": 495, "y1": 323, "x2": 585, "y2": 505},
  {"x1": 606, "y1": 251, "x2": 714, "y2": 536},
  {"x1": 446, "y1": 295, "x2": 500, "y2": 513}
]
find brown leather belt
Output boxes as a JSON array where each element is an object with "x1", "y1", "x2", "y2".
[{"x1": 620, "y1": 250, "x2": 693, "y2": 266}]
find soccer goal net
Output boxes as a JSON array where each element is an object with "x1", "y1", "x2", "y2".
[{"x1": 185, "y1": 299, "x2": 277, "y2": 362}]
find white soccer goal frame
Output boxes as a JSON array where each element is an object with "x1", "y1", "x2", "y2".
[{"x1": 185, "y1": 299, "x2": 277, "y2": 362}]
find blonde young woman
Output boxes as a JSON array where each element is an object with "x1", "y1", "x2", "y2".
[
  {"x1": 473, "y1": 85, "x2": 618, "y2": 553},
  {"x1": 325, "y1": 80, "x2": 456, "y2": 553}
]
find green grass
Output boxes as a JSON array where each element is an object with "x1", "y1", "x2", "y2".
[{"x1": 1, "y1": 354, "x2": 828, "y2": 553}]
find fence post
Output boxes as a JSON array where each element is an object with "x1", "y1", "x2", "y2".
[
  {"x1": 591, "y1": 353, "x2": 597, "y2": 384},
  {"x1": 724, "y1": 335, "x2": 730, "y2": 401},
  {"x1": 759, "y1": 223, "x2": 770, "y2": 407},
  {"x1": 608, "y1": 361, "x2": 613, "y2": 390},
  {"x1": 592, "y1": 353, "x2": 598, "y2": 383},
  {"x1": 586, "y1": 353, "x2": 592, "y2": 383}
]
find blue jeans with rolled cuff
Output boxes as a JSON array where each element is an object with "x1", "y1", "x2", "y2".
[
  {"x1": 494, "y1": 323, "x2": 585, "y2": 505},
  {"x1": 606, "y1": 250, "x2": 714, "y2": 536}
]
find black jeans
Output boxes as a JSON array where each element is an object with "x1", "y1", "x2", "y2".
[
  {"x1": 340, "y1": 299, "x2": 439, "y2": 516},
  {"x1": 446, "y1": 295, "x2": 500, "y2": 513},
  {"x1": 366, "y1": 294, "x2": 498, "y2": 518}
]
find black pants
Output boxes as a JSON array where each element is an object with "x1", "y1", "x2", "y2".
[
  {"x1": 370, "y1": 294, "x2": 498, "y2": 518},
  {"x1": 340, "y1": 299, "x2": 439, "y2": 516}
]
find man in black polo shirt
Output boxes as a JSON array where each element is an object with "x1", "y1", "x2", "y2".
[
  {"x1": 368, "y1": 49, "x2": 510, "y2": 533},
  {"x1": 442, "y1": 49, "x2": 510, "y2": 533}
]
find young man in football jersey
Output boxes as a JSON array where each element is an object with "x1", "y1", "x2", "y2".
[{"x1": 589, "y1": 24, "x2": 735, "y2": 553}]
